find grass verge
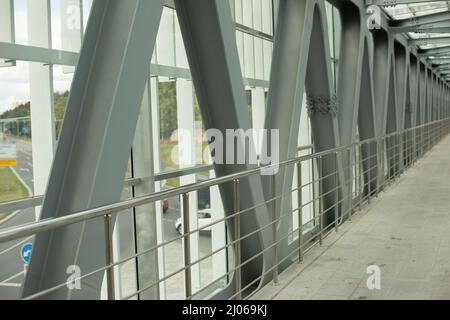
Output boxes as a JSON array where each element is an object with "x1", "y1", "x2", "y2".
[{"x1": 0, "y1": 166, "x2": 29, "y2": 220}]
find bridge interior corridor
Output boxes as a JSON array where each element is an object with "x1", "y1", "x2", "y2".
[{"x1": 254, "y1": 135, "x2": 450, "y2": 300}]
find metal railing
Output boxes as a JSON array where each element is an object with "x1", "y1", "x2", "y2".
[
  {"x1": 0, "y1": 145, "x2": 314, "y2": 214},
  {"x1": 0, "y1": 119, "x2": 449, "y2": 300}
]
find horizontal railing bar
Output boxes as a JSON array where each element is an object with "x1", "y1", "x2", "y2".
[
  {"x1": 0, "y1": 120, "x2": 447, "y2": 244},
  {"x1": 18, "y1": 118, "x2": 450, "y2": 301}
]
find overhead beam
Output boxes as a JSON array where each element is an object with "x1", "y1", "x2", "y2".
[
  {"x1": 389, "y1": 10, "x2": 450, "y2": 28},
  {"x1": 409, "y1": 36, "x2": 450, "y2": 46},
  {"x1": 418, "y1": 45, "x2": 450, "y2": 57},
  {"x1": 390, "y1": 20, "x2": 450, "y2": 34},
  {"x1": 428, "y1": 57, "x2": 450, "y2": 64},
  {"x1": 392, "y1": 27, "x2": 450, "y2": 34},
  {"x1": 367, "y1": 0, "x2": 450, "y2": 4},
  {"x1": 434, "y1": 63, "x2": 450, "y2": 70}
]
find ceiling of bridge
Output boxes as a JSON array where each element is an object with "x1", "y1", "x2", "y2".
[
  {"x1": 383, "y1": 1, "x2": 450, "y2": 19},
  {"x1": 380, "y1": 0, "x2": 450, "y2": 72},
  {"x1": 383, "y1": 1, "x2": 450, "y2": 52}
]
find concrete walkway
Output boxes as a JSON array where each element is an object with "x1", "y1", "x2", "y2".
[{"x1": 253, "y1": 135, "x2": 450, "y2": 300}]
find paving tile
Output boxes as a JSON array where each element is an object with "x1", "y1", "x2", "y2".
[{"x1": 252, "y1": 138, "x2": 450, "y2": 301}]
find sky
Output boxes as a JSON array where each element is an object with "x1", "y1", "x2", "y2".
[{"x1": 0, "y1": 0, "x2": 91, "y2": 114}]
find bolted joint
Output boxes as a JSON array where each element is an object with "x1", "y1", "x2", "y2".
[{"x1": 306, "y1": 94, "x2": 338, "y2": 118}]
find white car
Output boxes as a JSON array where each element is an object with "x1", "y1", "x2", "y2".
[{"x1": 175, "y1": 209, "x2": 212, "y2": 235}]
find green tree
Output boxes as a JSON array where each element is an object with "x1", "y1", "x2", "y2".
[{"x1": 159, "y1": 81, "x2": 178, "y2": 140}]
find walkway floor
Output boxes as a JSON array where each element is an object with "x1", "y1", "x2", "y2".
[{"x1": 253, "y1": 135, "x2": 450, "y2": 300}]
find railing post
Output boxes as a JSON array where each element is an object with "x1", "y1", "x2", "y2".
[
  {"x1": 297, "y1": 161, "x2": 303, "y2": 264},
  {"x1": 233, "y1": 179, "x2": 242, "y2": 300},
  {"x1": 381, "y1": 138, "x2": 385, "y2": 189},
  {"x1": 182, "y1": 193, "x2": 192, "y2": 300},
  {"x1": 348, "y1": 148, "x2": 353, "y2": 222},
  {"x1": 367, "y1": 143, "x2": 372, "y2": 205},
  {"x1": 376, "y1": 140, "x2": 380, "y2": 198},
  {"x1": 311, "y1": 156, "x2": 317, "y2": 227},
  {"x1": 395, "y1": 133, "x2": 399, "y2": 180},
  {"x1": 420, "y1": 126, "x2": 424, "y2": 158},
  {"x1": 104, "y1": 213, "x2": 115, "y2": 300},
  {"x1": 318, "y1": 156, "x2": 324, "y2": 246},
  {"x1": 389, "y1": 135, "x2": 393, "y2": 185},
  {"x1": 271, "y1": 174, "x2": 279, "y2": 285},
  {"x1": 334, "y1": 152, "x2": 339, "y2": 232},
  {"x1": 358, "y1": 144, "x2": 363, "y2": 211}
]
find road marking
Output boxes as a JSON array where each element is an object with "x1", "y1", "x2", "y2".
[
  {"x1": 0, "y1": 236, "x2": 33, "y2": 257},
  {"x1": 0, "y1": 270, "x2": 25, "y2": 285},
  {"x1": 19, "y1": 168, "x2": 30, "y2": 172},
  {"x1": 0, "y1": 283, "x2": 21, "y2": 288},
  {"x1": 10, "y1": 167, "x2": 33, "y2": 197}
]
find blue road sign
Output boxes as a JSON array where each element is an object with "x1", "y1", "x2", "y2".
[{"x1": 20, "y1": 243, "x2": 33, "y2": 264}]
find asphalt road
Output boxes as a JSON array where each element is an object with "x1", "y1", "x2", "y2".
[
  {"x1": 0, "y1": 140, "x2": 212, "y2": 299},
  {"x1": 0, "y1": 140, "x2": 34, "y2": 299}
]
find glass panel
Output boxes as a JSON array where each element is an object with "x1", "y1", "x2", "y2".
[
  {"x1": 156, "y1": 7, "x2": 175, "y2": 67},
  {"x1": 244, "y1": 33, "x2": 255, "y2": 78},
  {"x1": 0, "y1": 61, "x2": 33, "y2": 210},
  {"x1": 13, "y1": 0, "x2": 28, "y2": 45}
]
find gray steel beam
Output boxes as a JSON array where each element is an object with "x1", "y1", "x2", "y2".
[
  {"x1": 386, "y1": 52, "x2": 399, "y2": 176},
  {"x1": 337, "y1": 1, "x2": 377, "y2": 200},
  {"x1": 367, "y1": 0, "x2": 450, "y2": 4},
  {"x1": 22, "y1": 0, "x2": 164, "y2": 300},
  {"x1": 358, "y1": 38, "x2": 378, "y2": 197},
  {"x1": 262, "y1": 0, "x2": 342, "y2": 273},
  {"x1": 395, "y1": 42, "x2": 409, "y2": 171},
  {"x1": 372, "y1": 30, "x2": 390, "y2": 136},
  {"x1": 174, "y1": 0, "x2": 271, "y2": 296},
  {"x1": 409, "y1": 37, "x2": 450, "y2": 46},
  {"x1": 395, "y1": 41, "x2": 408, "y2": 132},
  {"x1": 419, "y1": 51, "x2": 450, "y2": 59},
  {"x1": 420, "y1": 64, "x2": 427, "y2": 125},
  {"x1": 0, "y1": 41, "x2": 78, "y2": 65},
  {"x1": 409, "y1": 55, "x2": 419, "y2": 128},
  {"x1": 372, "y1": 29, "x2": 391, "y2": 184},
  {"x1": 392, "y1": 27, "x2": 450, "y2": 34},
  {"x1": 428, "y1": 58, "x2": 450, "y2": 64},
  {"x1": 390, "y1": 10, "x2": 450, "y2": 28},
  {"x1": 390, "y1": 19, "x2": 450, "y2": 35},
  {"x1": 435, "y1": 63, "x2": 450, "y2": 71}
]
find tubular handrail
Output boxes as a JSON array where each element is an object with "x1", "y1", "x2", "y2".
[{"x1": 0, "y1": 119, "x2": 448, "y2": 244}]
